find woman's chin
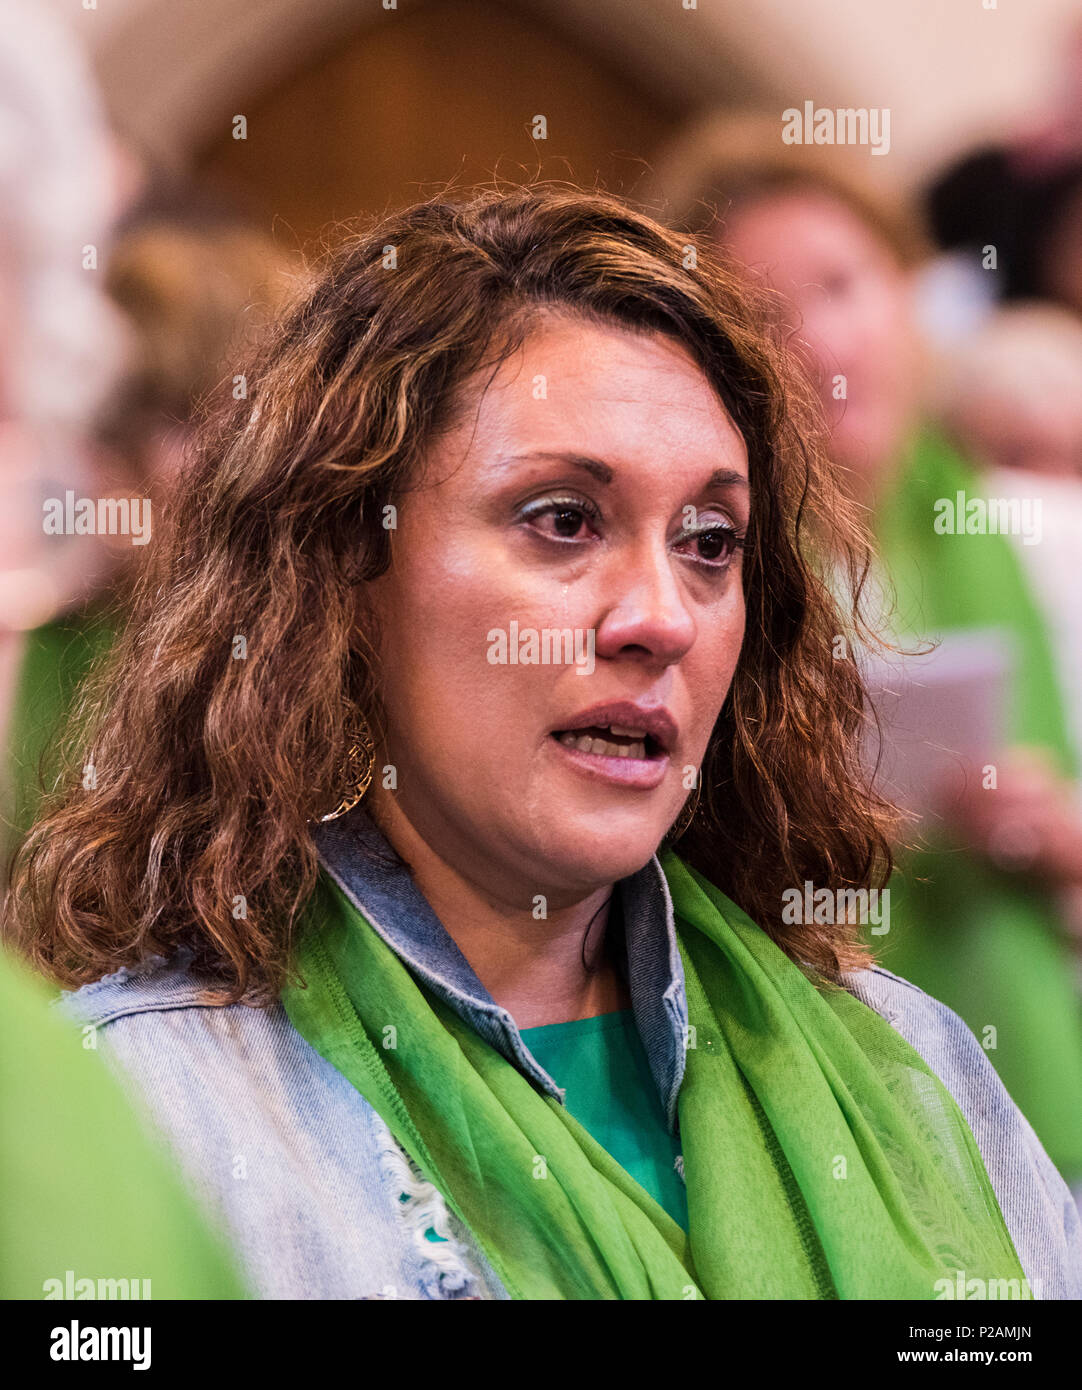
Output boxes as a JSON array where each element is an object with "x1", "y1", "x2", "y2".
[{"x1": 522, "y1": 822, "x2": 671, "y2": 890}]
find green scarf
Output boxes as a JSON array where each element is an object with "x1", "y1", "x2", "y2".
[
  {"x1": 873, "y1": 427, "x2": 1082, "y2": 1180},
  {"x1": 283, "y1": 851, "x2": 1025, "y2": 1300}
]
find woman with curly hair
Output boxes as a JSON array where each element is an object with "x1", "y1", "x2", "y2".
[{"x1": 6, "y1": 186, "x2": 1079, "y2": 1300}]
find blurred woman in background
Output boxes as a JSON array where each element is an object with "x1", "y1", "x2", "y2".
[{"x1": 648, "y1": 114, "x2": 1082, "y2": 1195}]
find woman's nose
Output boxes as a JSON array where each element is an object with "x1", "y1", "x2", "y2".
[{"x1": 590, "y1": 545, "x2": 697, "y2": 666}]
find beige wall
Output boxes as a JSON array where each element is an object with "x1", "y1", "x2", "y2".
[
  {"x1": 56, "y1": 0, "x2": 1082, "y2": 194},
  {"x1": 195, "y1": 0, "x2": 682, "y2": 243}
]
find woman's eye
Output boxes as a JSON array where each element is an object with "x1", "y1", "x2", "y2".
[
  {"x1": 519, "y1": 499, "x2": 599, "y2": 543},
  {"x1": 676, "y1": 524, "x2": 744, "y2": 569}
]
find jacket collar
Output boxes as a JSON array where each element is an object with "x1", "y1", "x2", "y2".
[{"x1": 313, "y1": 805, "x2": 689, "y2": 1132}]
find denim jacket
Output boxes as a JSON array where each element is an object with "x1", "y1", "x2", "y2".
[{"x1": 60, "y1": 807, "x2": 1082, "y2": 1299}]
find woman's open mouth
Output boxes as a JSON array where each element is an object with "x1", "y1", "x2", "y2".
[
  {"x1": 548, "y1": 724, "x2": 670, "y2": 789},
  {"x1": 552, "y1": 725, "x2": 663, "y2": 760}
]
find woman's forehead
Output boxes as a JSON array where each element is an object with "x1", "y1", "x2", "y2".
[{"x1": 442, "y1": 315, "x2": 747, "y2": 470}]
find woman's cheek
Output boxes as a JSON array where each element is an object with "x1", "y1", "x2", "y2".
[{"x1": 687, "y1": 602, "x2": 744, "y2": 760}]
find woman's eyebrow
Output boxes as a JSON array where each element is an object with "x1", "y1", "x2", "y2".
[
  {"x1": 498, "y1": 451, "x2": 749, "y2": 491},
  {"x1": 704, "y1": 468, "x2": 749, "y2": 490},
  {"x1": 498, "y1": 451, "x2": 614, "y2": 484}
]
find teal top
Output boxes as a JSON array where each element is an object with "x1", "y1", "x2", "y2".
[{"x1": 519, "y1": 1008, "x2": 689, "y2": 1231}]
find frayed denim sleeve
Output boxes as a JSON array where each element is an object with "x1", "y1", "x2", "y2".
[{"x1": 57, "y1": 962, "x2": 510, "y2": 1300}]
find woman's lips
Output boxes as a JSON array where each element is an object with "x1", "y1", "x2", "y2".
[{"x1": 547, "y1": 731, "x2": 670, "y2": 789}]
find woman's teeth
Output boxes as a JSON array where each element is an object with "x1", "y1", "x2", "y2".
[{"x1": 555, "y1": 726, "x2": 649, "y2": 759}]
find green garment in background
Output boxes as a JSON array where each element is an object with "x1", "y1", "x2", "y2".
[
  {"x1": 283, "y1": 854, "x2": 1026, "y2": 1300},
  {"x1": 4, "y1": 608, "x2": 117, "y2": 844},
  {"x1": 519, "y1": 1009, "x2": 689, "y2": 1231},
  {"x1": 872, "y1": 426, "x2": 1082, "y2": 1180},
  {"x1": 0, "y1": 948, "x2": 247, "y2": 1299}
]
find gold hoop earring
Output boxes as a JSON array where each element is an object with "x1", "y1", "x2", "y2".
[{"x1": 318, "y1": 721, "x2": 376, "y2": 823}]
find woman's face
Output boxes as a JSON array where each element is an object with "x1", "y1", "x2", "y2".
[
  {"x1": 361, "y1": 311, "x2": 749, "y2": 904},
  {"x1": 722, "y1": 189, "x2": 922, "y2": 491}
]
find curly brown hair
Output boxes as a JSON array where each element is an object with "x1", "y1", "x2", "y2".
[{"x1": 5, "y1": 183, "x2": 897, "y2": 1003}]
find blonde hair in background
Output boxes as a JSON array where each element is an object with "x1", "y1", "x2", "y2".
[
  {"x1": 100, "y1": 220, "x2": 303, "y2": 470},
  {"x1": 936, "y1": 302, "x2": 1082, "y2": 420},
  {"x1": 641, "y1": 110, "x2": 929, "y2": 267},
  {"x1": 933, "y1": 302, "x2": 1082, "y2": 476}
]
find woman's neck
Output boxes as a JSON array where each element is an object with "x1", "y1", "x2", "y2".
[{"x1": 364, "y1": 793, "x2": 632, "y2": 1028}]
